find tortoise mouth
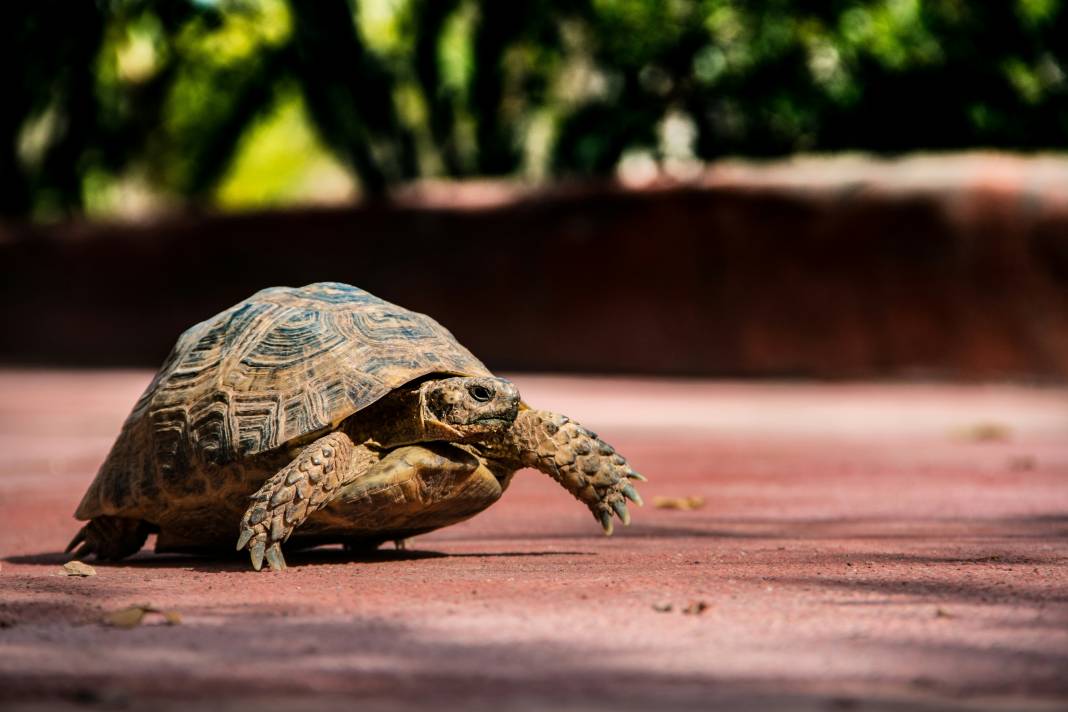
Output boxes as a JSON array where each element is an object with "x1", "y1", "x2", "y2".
[
  {"x1": 473, "y1": 416, "x2": 512, "y2": 428},
  {"x1": 477, "y1": 401, "x2": 519, "y2": 427}
]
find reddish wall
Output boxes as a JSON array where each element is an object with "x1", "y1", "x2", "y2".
[{"x1": 3, "y1": 171, "x2": 1067, "y2": 379}]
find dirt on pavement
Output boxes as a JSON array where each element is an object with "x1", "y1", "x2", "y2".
[{"x1": 1, "y1": 371, "x2": 1066, "y2": 711}]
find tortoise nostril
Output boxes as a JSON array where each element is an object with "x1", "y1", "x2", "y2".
[{"x1": 469, "y1": 385, "x2": 493, "y2": 402}]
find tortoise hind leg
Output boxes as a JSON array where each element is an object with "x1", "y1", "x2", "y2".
[{"x1": 66, "y1": 516, "x2": 152, "y2": 561}]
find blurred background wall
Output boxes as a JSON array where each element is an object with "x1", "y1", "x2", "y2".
[{"x1": 3, "y1": 0, "x2": 1067, "y2": 379}]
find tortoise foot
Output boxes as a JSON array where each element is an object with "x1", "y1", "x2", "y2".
[
  {"x1": 501, "y1": 410, "x2": 645, "y2": 535},
  {"x1": 66, "y1": 516, "x2": 151, "y2": 561}
]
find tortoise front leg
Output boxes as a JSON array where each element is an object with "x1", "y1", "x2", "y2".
[
  {"x1": 493, "y1": 410, "x2": 645, "y2": 534},
  {"x1": 237, "y1": 431, "x2": 380, "y2": 571}
]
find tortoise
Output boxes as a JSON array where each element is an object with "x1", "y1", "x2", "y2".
[{"x1": 69, "y1": 282, "x2": 644, "y2": 571}]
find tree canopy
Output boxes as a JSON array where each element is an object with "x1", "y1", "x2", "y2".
[{"x1": 5, "y1": 0, "x2": 1067, "y2": 218}]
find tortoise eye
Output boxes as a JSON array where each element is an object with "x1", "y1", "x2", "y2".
[{"x1": 468, "y1": 384, "x2": 494, "y2": 402}]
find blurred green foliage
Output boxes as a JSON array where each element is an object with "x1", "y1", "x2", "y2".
[{"x1": 4, "y1": 0, "x2": 1067, "y2": 218}]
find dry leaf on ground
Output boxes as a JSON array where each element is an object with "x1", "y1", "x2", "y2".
[
  {"x1": 103, "y1": 604, "x2": 181, "y2": 628},
  {"x1": 653, "y1": 495, "x2": 705, "y2": 511},
  {"x1": 61, "y1": 561, "x2": 96, "y2": 577},
  {"x1": 104, "y1": 606, "x2": 147, "y2": 628},
  {"x1": 956, "y1": 422, "x2": 1012, "y2": 442},
  {"x1": 682, "y1": 601, "x2": 709, "y2": 615}
]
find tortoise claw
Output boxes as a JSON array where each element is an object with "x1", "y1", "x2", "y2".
[
  {"x1": 249, "y1": 539, "x2": 266, "y2": 571},
  {"x1": 70, "y1": 542, "x2": 94, "y2": 560},
  {"x1": 264, "y1": 544, "x2": 287, "y2": 572},
  {"x1": 626, "y1": 470, "x2": 647, "y2": 482},
  {"x1": 622, "y1": 484, "x2": 644, "y2": 506},
  {"x1": 65, "y1": 527, "x2": 87, "y2": 554},
  {"x1": 600, "y1": 512, "x2": 614, "y2": 536},
  {"x1": 611, "y1": 500, "x2": 631, "y2": 526},
  {"x1": 235, "y1": 528, "x2": 253, "y2": 551}
]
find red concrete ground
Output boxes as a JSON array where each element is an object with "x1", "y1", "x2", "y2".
[{"x1": 1, "y1": 371, "x2": 1066, "y2": 711}]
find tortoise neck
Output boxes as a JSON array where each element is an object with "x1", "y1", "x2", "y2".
[
  {"x1": 342, "y1": 387, "x2": 427, "y2": 447},
  {"x1": 341, "y1": 384, "x2": 466, "y2": 447}
]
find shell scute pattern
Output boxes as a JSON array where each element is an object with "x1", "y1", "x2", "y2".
[
  {"x1": 77, "y1": 283, "x2": 490, "y2": 520},
  {"x1": 232, "y1": 395, "x2": 279, "y2": 456},
  {"x1": 189, "y1": 391, "x2": 233, "y2": 466},
  {"x1": 150, "y1": 406, "x2": 191, "y2": 484},
  {"x1": 239, "y1": 309, "x2": 346, "y2": 372}
]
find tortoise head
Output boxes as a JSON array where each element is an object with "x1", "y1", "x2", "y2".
[{"x1": 419, "y1": 376, "x2": 520, "y2": 440}]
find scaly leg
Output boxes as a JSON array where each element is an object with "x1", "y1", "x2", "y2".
[
  {"x1": 489, "y1": 410, "x2": 645, "y2": 534},
  {"x1": 66, "y1": 516, "x2": 152, "y2": 561},
  {"x1": 236, "y1": 431, "x2": 380, "y2": 571}
]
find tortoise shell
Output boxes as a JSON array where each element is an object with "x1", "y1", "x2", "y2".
[{"x1": 76, "y1": 282, "x2": 489, "y2": 519}]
